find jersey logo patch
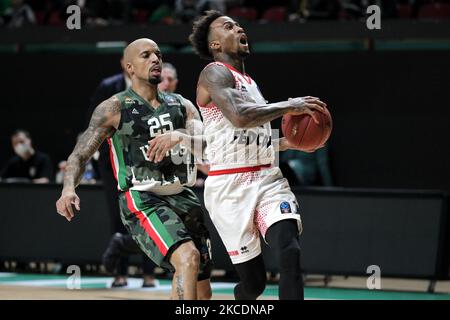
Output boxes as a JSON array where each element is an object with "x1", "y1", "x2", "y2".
[
  {"x1": 280, "y1": 201, "x2": 292, "y2": 214},
  {"x1": 132, "y1": 108, "x2": 139, "y2": 114},
  {"x1": 165, "y1": 96, "x2": 181, "y2": 106},
  {"x1": 125, "y1": 97, "x2": 133, "y2": 104}
]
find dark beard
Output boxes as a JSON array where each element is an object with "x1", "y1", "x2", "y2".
[{"x1": 148, "y1": 76, "x2": 161, "y2": 85}]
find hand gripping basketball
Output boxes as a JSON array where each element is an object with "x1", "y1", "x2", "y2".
[{"x1": 282, "y1": 96, "x2": 332, "y2": 151}]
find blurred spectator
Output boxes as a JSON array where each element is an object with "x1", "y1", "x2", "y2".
[
  {"x1": 3, "y1": 0, "x2": 443, "y2": 27},
  {"x1": 2, "y1": 0, "x2": 35, "y2": 27},
  {"x1": 281, "y1": 144, "x2": 333, "y2": 186},
  {"x1": 158, "y1": 62, "x2": 179, "y2": 94},
  {"x1": 55, "y1": 160, "x2": 67, "y2": 184},
  {"x1": 307, "y1": 0, "x2": 341, "y2": 20},
  {"x1": 148, "y1": 2, "x2": 174, "y2": 24},
  {"x1": 1, "y1": 129, "x2": 52, "y2": 183}
]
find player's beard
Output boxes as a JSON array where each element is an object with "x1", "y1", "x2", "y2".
[{"x1": 148, "y1": 75, "x2": 161, "y2": 85}]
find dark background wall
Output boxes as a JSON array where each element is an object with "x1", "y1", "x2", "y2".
[
  {"x1": 1, "y1": 184, "x2": 447, "y2": 279},
  {"x1": 1, "y1": 50, "x2": 448, "y2": 191}
]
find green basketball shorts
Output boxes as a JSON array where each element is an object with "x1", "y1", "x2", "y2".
[{"x1": 118, "y1": 188, "x2": 213, "y2": 280}]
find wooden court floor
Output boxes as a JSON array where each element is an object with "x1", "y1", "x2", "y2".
[{"x1": 1, "y1": 273, "x2": 449, "y2": 300}]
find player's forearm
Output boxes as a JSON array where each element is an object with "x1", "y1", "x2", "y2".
[
  {"x1": 62, "y1": 154, "x2": 86, "y2": 192},
  {"x1": 234, "y1": 100, "x2": 293, "y2": 128}
]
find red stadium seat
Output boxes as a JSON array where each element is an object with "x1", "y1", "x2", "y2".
[
  {"x1": 132, "y1": 9, "x2": 149, "y2": 24},
  {"x1": 261, "y1": 6, "x2": 287, "y2": 23},
  {"x1": 397, "y1": 4, "x2": 412, "y2": 18},
  {"x1": 228, "y1": 7, "x2": 258, "y2": 22},
  {"x1": 418, "y1": 3, "x2": 450, "y2": 19},
  {"x1": 48, "y1": 10, "x2": 63, "y2": 26}
]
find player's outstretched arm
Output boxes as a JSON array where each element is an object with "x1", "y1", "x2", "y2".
[
  {"x1": 147, "y1": 96, "x2": 206, "y2": 163},
  {"x1": 198, "y1": 64, "x2": 327, "y2": 128},
  {"x1": 56, "y1": 97, "x2": 120, "y2": 221}
]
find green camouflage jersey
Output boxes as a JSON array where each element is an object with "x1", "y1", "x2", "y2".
[{"x1": 107, "y1": 88, "x2": 196, "y2": 195}]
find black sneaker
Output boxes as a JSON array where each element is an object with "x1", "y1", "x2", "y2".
[{"x1": 111, "y1": 279, "x2": 128, "y2": 288}]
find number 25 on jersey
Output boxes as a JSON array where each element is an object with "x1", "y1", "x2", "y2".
[{"x1": 148, "y1": 113, "x2": 173, "y2": 137}]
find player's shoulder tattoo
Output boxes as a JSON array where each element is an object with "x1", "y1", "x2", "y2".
[
  {"x1": 200, "y1": 63, "x2": 235, "y2": 88},
  {"x1": 89, "y1": 96, "x2": 121, "y2": 128}
]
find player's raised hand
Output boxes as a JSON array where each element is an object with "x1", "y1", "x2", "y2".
[
  {"x1": 56, "y1": 190, "x2": 80, "y2": 222},
  {"x1": 147, "y1": 131, "x2": 183, "y2": 163},
  {"x1": 288, "y1": 96, "x2": 327, "y2": 124}
]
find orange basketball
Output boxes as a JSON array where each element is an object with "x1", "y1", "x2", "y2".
[{"x1": 281, "y1": 108, "x2": 332, "y2": 151}]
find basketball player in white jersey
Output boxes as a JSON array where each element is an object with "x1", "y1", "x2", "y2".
[{"x1": 147, "y1": 11, "x2": 327, "y2": 300}]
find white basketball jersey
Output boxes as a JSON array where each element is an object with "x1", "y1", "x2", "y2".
[{"x1": 198, "y1": 62, "x2": 275, "y2": 171}]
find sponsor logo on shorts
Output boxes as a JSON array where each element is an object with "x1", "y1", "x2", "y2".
[
  {"x1": 228, "y1": 250, "x2": 239, "y2": 256},
  {"x1": 280, "y1": 201, "x2": 292, "y2": 214},
  {"x1": 240, "y1": 246, "x2": 249, "y2": 254}
]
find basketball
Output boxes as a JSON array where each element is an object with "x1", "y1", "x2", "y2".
[{"x1": 281, "y1": 108, "x2": 333, "y2": 151}]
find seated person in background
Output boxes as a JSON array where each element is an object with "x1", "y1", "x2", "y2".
[
  {"x1": 1, "y1": 129, "x2": 52, "y2": 183},
  {"x1": 280, "y1": 143, "x2": 333, "y2": 186}
]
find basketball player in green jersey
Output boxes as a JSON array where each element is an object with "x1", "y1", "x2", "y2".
[{"x1": 56, "y1": 38, "x2": 212, "y2": 300}]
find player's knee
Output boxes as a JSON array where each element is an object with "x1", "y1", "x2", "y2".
[{"x1": 177, "y1": 246, "x2": 200, "y2": 271}]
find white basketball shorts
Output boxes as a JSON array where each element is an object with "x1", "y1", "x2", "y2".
[{"x1": 203, "y1": 165, "x2": 303, "y2": 264}]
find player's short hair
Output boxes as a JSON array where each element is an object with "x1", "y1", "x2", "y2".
[
  {"x1": 189, "y1": 10, "x2": 224, "y2": 60},
  {"x1": 162, "y1": 62, "x2": 178, "y2": 79},
  {"x1": 11, "y1": 129, "x2": 31, "y2": 139}
]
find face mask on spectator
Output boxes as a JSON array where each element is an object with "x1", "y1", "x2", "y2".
[{"x1": 14, "y1": 143, "x2": 31, "y2": 158}]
